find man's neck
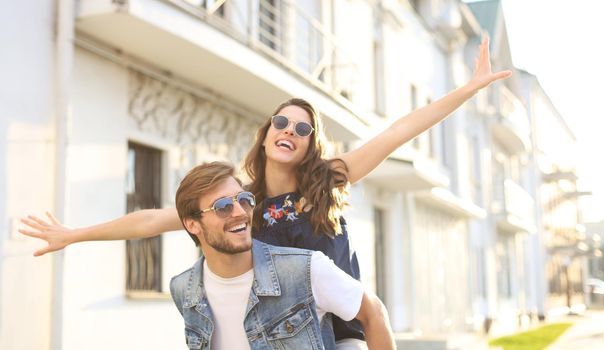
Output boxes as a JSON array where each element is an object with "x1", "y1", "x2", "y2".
[
  {"x1": 264, "y1": 161, "x2": 298, "y2": 197},
  {"x1": 202, "y1": 249, "x2": 253, "y2": 278}
]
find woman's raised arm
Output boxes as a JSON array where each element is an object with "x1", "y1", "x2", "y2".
[
  {"x1": 339, "y1": 36, "x2": 512, "y2": 184},
  {"x1": 20, "y1": 208, "x2": 182, "y2": 256}
]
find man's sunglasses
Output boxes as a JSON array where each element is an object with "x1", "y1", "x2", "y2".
[
  {"x1": 271, "y1": 115, "x2": 314, "y2": 137},
  {"x1": 194, "y1": 191, "x2": 256, "y2": 219}
]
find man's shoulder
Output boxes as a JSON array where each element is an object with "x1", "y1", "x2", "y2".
[
  {"x1": 170, "y1": 257, "x2": 202, "y2": 289},
  {"x1": 171, "y1": 266, "x2": 193, "y2": 282},
  {"x1": 254, "y1": 239, "x2": 314, "y2": 256}
]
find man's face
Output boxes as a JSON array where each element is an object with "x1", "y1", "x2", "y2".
[{"x1": 189, "y1": 177, "x2": 253, "y2": 254}]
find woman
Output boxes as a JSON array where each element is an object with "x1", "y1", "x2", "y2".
[{"x1": 21, "y1": 37, "x2": 511, "y2": 348}]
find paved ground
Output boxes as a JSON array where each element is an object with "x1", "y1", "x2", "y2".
[{"x1": 545, "y1": 310, "x2": 604, "y2": 350}]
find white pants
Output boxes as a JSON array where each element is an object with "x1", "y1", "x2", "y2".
[{"x1": 335, "y1": 338, "x2": 368, "y2": 350}]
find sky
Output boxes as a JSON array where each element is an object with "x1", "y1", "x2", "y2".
[{"x1": 495, "y1": 0, "x2": 604, "y2": 222}]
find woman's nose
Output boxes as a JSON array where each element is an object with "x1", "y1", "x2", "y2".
[{"x1": 284, "y1": 121, "x2": 295, "y2": 135}]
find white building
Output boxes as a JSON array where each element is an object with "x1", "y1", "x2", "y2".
[
  {"x1": 466, "y1": 0, "x2": 536, "y2": 336},
  {"x1": 362, "y1": 0, "x2": 487, "y2": 340},
  {"x1": 584, "y1": 220, "x2": 604, "y2": 307},
  {"x1": 519, "y1": 69, "x2": 589, "y2": 316},
  {"x1": 1, "y1": 0, "x2": 585, "y2": 349},
  {"x1": 1, "y1": 0, "x2": 365, "y2": 348}
]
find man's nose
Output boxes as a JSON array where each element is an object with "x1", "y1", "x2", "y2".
[{"x1": 231, "y1": 201, "x2": 248, "y2": 216}]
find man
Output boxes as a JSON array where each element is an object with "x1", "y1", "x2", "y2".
[{"x1": 171, "y1": 161, "x2": 395, "y2": 350}]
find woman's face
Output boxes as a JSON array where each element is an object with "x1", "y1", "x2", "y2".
[{"x1": 263, "y1": 105, "x2": 313, "y2": 168}]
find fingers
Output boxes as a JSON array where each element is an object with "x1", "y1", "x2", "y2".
[
  {"x1": 21, "y1": 217, "x2": 47, "y2": 231},
  {"x1": 474, "y1": 35, "x2": 492, "y2": 77},
  {"x1": 481, "y1": 34, "x2": 490, "y2": 48},
  {"x1": 27, "y1": 215, "x2": 51, "y2": 227},
  {"x1": 46, "y1": 211, "x2": 60, "y2": 225},
  {"x1": 34, "y1": 246, "x2": 53, "y2": 257},
  {"x1": 19, "y1": 228, "x2": 44, "y2": 239},
  {"x1": 494, "y1": 70, "x2": 513, "y2": 80}
]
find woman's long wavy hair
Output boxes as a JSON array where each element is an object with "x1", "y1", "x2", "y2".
[{"x1": 243, "y1": 98, "x2": 349, "y2": 237}]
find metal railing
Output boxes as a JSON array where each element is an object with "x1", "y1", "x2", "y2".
[{"x1": 176, "y1": 0, "x2": 359, "y2": 99}]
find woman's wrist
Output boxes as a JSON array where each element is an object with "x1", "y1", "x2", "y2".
[
  {"x1": 462, "y1": 80, "x2": 481, "y2": 96},
  {"x1": 68, "y1": 227, "x2": 87, "y2": 245}
]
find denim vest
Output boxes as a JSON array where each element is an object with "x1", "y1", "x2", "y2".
[{"x1": 170, "y1": 240, "x2": 336, "y2": 350}]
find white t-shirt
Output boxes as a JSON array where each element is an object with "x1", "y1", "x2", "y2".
[{"x1": 202, "y1": 251, "x2": 364, "y2": 350}]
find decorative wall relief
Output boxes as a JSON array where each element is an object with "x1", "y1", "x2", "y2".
[{"x1": 128, "y1": 70, "x2": 261, "y2": 167}]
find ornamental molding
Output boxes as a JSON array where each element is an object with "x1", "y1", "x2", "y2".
[{"x1": 128, "y1": 70, "x2": 261, "y2": 168}]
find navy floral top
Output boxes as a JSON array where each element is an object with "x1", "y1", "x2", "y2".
[{"x1": 253, "y1": 192, "x2": 364, "y2": 341}]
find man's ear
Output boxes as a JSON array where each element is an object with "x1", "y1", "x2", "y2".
[{"x1": 183, "y1": 217, "x2": 202, "y2": 235}]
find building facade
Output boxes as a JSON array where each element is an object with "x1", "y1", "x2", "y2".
[{"x1": 0, "y1": 0, "x2": 587, "y2": 349}]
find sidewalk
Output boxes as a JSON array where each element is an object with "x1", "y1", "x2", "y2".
[{"x1": 545, "y1": 309, "x2": 604, "y2": 350}]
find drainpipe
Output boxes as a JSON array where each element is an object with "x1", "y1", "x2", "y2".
[{"x1": 51, "y1": 0, "x2": 74, "y2": 348}]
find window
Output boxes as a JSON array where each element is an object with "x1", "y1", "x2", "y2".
[
  {"x1": 374, "y1": 207, "x2": 386, "y2": 301},
  {"x1": 426, "y1": 98, "x2": 436, "y2": 158},
  {"x1": 258, "y1": 0, "x2": 282, "y2": 52},
  {"x1": 495, "y1": 236, "x2": 513, "y2": 298},
  {"x1": 373, "y1": 8, "x2": 385, "y2": 116},
  {"x1": 184, "y1": 0, "x2": 225, "y2": 16},
  {"x1": 469, "y1": 135, "x2": 482, "y2": 205},
  {"x1": 294, "y1": 0, "x2": 322, "y2": 74},
  {"x1": 410, "y1": 84, "x2": 418, "y2": 111},
  {"x1": 126, "y1": 142, "x2": 163, "y2": 293},
  {"x1": 204, "y1": 0, "x2": 226, "y2": 16},
  {"x1": 411, "y1": 85, "x2": 421, "y2": 149},
  {"x1": 439, "y1": 110, "x2": 452, "y2": 168}
]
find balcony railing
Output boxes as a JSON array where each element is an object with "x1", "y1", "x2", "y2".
[
  {"x1": 490, "y1": 85, "x2": 530, "y2": 152},
  {"x1": 177, "y1": 0, "x2": 359, "y2": 99},
  {"x1": 503, "y1": 179, "x2": 534, "y2": 221},
  {"x1": 498, "y1": 86, "x2": 528, "y2": 128},
  {"x1": 492, "y1": 178, "x2": 535, "y2": 232}
]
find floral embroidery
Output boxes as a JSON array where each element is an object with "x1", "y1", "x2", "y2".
[{"x1": 263, "y1": 194, "x2": 304, "y2": 226}]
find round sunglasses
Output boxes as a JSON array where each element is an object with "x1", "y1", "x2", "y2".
[
  {"x1": 271, "y1": 115, "x2": 314, "y2": 137},
  {"x1": 194, "y1": 191, "x2": 256, "y2": 219}
]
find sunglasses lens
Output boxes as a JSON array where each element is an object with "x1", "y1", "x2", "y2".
[
  {"x1": 213, "y1": 198, "x2": 234, "y2": 218},
  {"x1": 272, "y1": 115, "x2": 289, "y2": 130},
  {"x1": 237, "y1": 192, "x2": 256, "y2": 211},
  {"x1": 295, "y1": 122, "x2": 313, "y2": 137}
]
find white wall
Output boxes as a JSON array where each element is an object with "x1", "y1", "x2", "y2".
[
  {"x1": 60, "y1": 48, "x2": 195, "y2": 350},
  {"x1": 345, "y1": 183, "x2": 412, "y2": 332},
  {"x1": 345, "y1": 184, "x2": 376, "y2": 292},
  {"x1": 0, "y1": 0, "x2": 56, "y2": 349}
]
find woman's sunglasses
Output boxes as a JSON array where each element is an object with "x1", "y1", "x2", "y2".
[
  {"x1": 271, "y1": 115, "x2": 314, "y2": 137},
  {"x1": 194, "y1": 191, "x2": 256, "y2": 219}
]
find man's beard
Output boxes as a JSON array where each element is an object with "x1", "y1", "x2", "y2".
[{"x1": 201, "y1": 221, "x2": 252, "y2": 254}]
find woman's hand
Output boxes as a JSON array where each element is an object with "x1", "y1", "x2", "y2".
[
  {"x1": 20, "y1": 212, "x2": 73, "y2": 256},
  {"x1": 468, "y1": 36, "x2": 512, "y2": 91}
]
